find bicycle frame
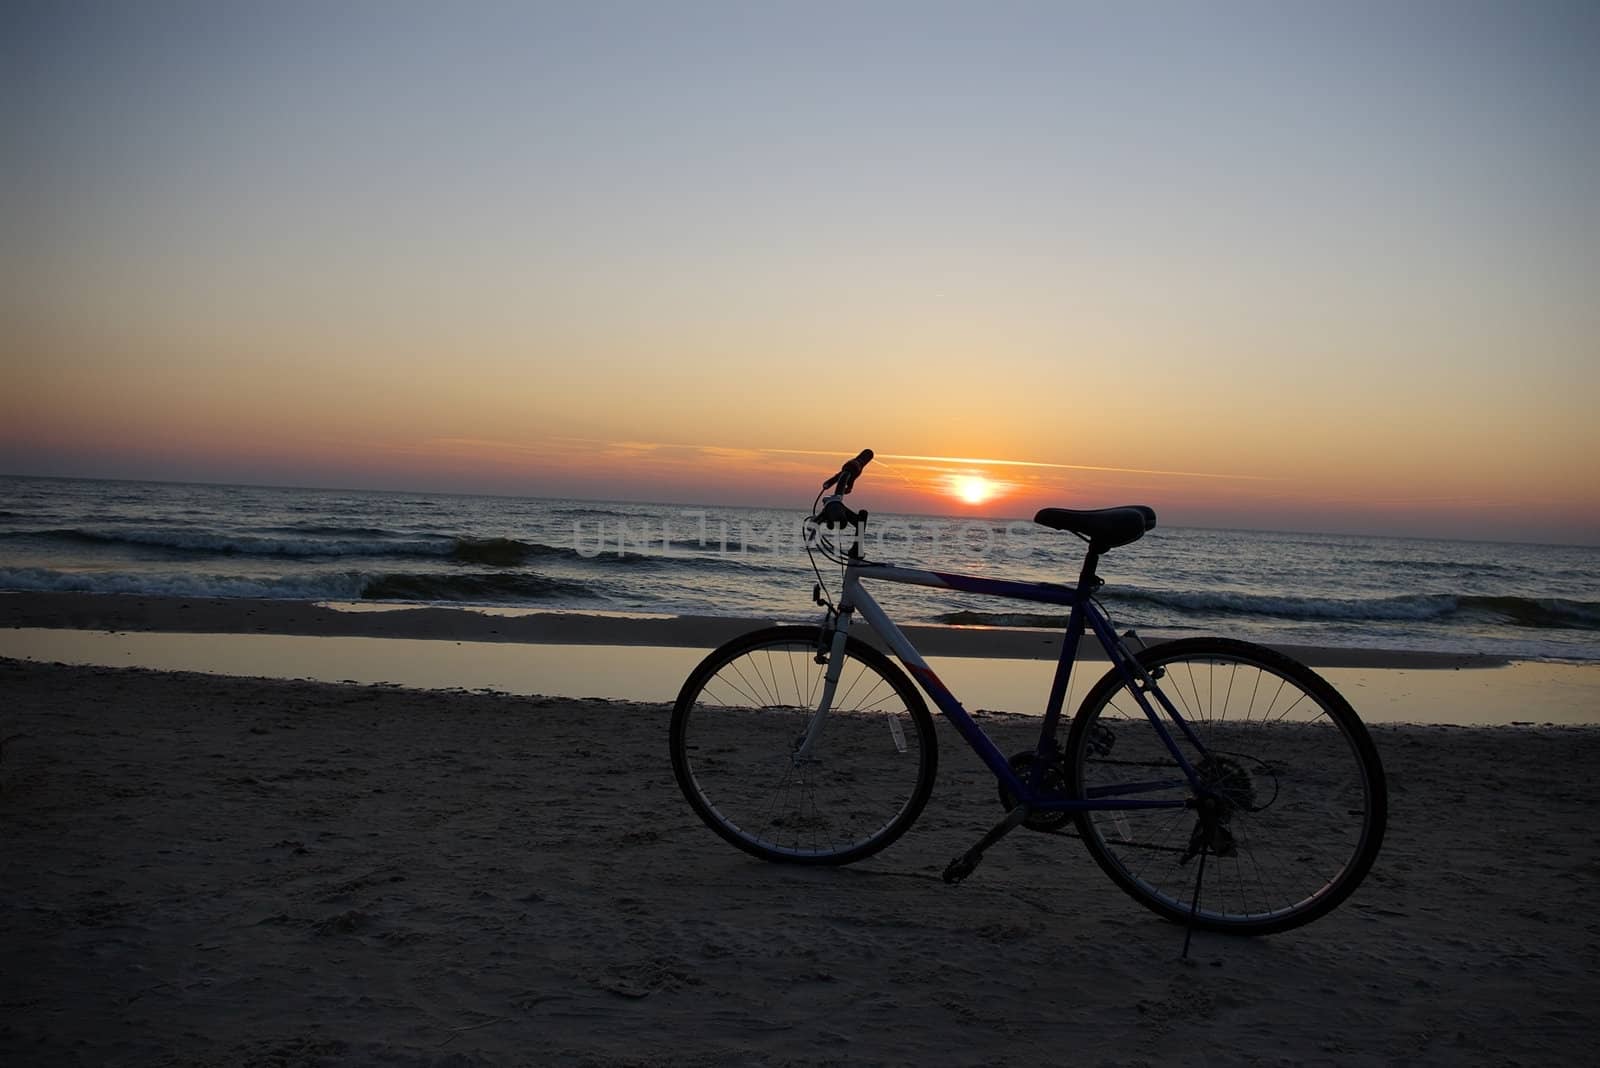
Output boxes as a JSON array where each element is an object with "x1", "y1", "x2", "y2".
[
  {"x1": 673, "y1": 459, "x2": 1385, "y2": 933},
  {"x1": 816, "y1": 557, "x2": 1209, "y2": 814}
]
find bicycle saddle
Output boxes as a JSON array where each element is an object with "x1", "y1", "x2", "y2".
[{"x1": 1033, "y1": 506, "x2": 1156, "y2": 551}]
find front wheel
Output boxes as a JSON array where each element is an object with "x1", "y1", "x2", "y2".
[
  {"x1": 670, "y1": 626, "x2": 938, "y2": 865},
  {"x1": 1064, "y1": 637, "x2": 1386, "y2": 935}
]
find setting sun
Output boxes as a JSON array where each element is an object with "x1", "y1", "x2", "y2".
[{"x1": 951, "y1": 475, "x2": 995, "y2": 506}]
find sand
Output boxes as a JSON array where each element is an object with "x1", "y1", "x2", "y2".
[{"x1": 3, "y1": 656, "x2": 1597, "y2": 1066}]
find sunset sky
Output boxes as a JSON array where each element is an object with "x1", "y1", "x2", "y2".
[{"x1": 4, "y1": 2, "x2": 1596, "y2": 544}]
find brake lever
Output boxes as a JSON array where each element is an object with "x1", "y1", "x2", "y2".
[{"x1": 812, "y1": 497, "x2": 860, "y2": 528}]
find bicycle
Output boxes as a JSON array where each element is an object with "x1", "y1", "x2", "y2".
[{"x1": 669, "y1": 450, "x2": 1387, "y2": 935}]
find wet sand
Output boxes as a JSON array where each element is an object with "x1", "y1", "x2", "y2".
[
  {"x1": 0, "y1": 591, "x2": 1508, "y2": 668},
  {"x1": 8, "y1": 591, "x2": 1598, "y2": 733}
]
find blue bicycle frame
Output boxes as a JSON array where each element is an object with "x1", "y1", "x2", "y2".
[{"x1": 815, "y1": 554, "x2": 1210, "y2": 815}]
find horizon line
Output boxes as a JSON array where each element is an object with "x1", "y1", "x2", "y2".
[{"x1": 2, "y1": 468, "x2": 1594, "y2": 549}]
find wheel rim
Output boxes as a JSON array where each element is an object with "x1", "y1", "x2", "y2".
[{"x1": 678, "y1": 639, "x2": 930, "y2": 861}]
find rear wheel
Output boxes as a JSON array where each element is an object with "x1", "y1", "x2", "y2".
[
  {"x1": 1064, "y1": 638, "x2": 1386, "y2": 934},
  {"x1": 670, "y1": 626, "x2": 937, "y2": 865}
]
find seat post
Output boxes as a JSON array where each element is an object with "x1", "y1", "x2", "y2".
[{"x1": 1076, "y1": 545, "x2": 1103, "y2": 594}]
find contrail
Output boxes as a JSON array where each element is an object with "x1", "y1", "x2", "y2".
[
  {"x1": 542, "y1": 437, "x2": 1281, "y2": 483},
  {"x1": 875, "y1": 453, "x2": 1282, "y2": 483},
  {"x1": 755, "y1": 447, "x2": 1280, "y2": 483}
]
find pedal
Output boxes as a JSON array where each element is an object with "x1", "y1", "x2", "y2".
[
  {"x1": 942, "y1": 804, "x2": 1033, "y2": 884},
  {"x1": 942, "y1": 854, "x2": 979, "y2": 884}
]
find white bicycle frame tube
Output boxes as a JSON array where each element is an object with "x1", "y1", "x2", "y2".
[
  {"x1": 792, "y1": 562, "x2": 996, "y2": 760},
  {"x1": 792, "y1": 549, "x2": 1210, "y2": 811},
  {"x1": 841, "y1": 567, "x2": 937, "y2": 668}
]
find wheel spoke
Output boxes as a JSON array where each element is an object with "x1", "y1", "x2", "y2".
[
  {"x1": 671, "y1": 628, "x2": 938, "y2": 866},
  {"x1": 1068, "y1": 638, "x2": 1386, "y2": 934}
]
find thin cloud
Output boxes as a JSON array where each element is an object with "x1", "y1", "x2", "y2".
[
  {"x1": 405, "y1": 435, "x2": 1284, "y2": 486},
  {"x1": 875, "y1": 453, "x2": 1283, "y2": 483},
  {"x1": 575, "y1": 439, "x2": 1284, "y2": 484}
]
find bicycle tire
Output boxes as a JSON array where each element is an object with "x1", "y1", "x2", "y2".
[
  {"x1": 670, "y1": 625, "x2": 938, "y2": 865},
  {"x1": 1064, "y1": 637, "x2": 1386, "y2": 935}
]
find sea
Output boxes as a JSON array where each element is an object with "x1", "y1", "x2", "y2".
[{"x1": 2, "y1": 474, "x2": 1597, "y2": 663}]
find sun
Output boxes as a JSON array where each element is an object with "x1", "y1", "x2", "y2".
[{"x1": 951, "y1": 475, "x2": 995, "y2": 506}]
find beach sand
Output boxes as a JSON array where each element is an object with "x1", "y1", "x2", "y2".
[{"x1": 3, "y1": 652, "x2": 1597, "y2": 1066}]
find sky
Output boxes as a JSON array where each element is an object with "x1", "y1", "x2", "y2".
[{"x1": 3, "y1": 1, "x2": 1597, "y2": 544}]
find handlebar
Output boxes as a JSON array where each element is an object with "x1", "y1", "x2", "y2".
[
  {"x1": 821, "y1": 448, "x2": 874, "y2": 495},
  {"x1": 813, "y1": 449, "x2": 874, "y2": 529}
]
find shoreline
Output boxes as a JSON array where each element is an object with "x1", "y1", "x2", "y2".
[
  {"x1": 0, "y1": 591, "x2": 1517, "y2": 669},
  {"x1": 5, "y1": 593, "x2": 1597, "y2": 727}
]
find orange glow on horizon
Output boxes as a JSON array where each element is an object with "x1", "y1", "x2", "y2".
[{"x1": 4, "y1": 423, "x2": 1595, "y2": 541}]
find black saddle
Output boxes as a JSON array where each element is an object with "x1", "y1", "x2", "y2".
[{"x1": 1033, "y1": 506, "x2": 1156, "y2": 552}]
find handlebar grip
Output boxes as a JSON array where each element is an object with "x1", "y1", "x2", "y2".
[{"x1": 823, "y1": 449, "x2": 875, "y2": 493}]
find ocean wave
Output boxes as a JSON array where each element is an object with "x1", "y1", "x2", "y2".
[
  {"x1": 359, "y1": 571, "x2": 598, "y2": 602},
  {"x1": 0, "y1": 566, "x2": 369, "y2": 600},
  {"x1": 547, "y1": 505, "x2": 637, "y2": 519},
  {"x1": 440, "y1": 536, "x2": 674, "y2": 568},
  {"x1": 261, "y1": 523, "x2": 397, "y2": 538},
  {"x1": 930, "y1": 591, "x2": 1600, "y2": 633},
  {"x1": 1362, "y1": 557, "x2": 1518, "y2": 578},
  {"x1": 1, "y1": 524, "x2": 798, "y2": 573},
  {"x1": 446, "y1": 536, "x2": 757, "y2": 568},
  {"x1": 450, "y1": 537, "x2": 558, "y2": 566},
  {"x1": 1458, "y1": 595, "x2": 1600, "y2": 630},
  {"x1": 664, "y1": 536, "x2": 776, "y2": 554},
  {"x1": 932, "y1": 610, "x2": 1071, "y2": 629},
  {"x1": 447, "y1": 536, "x2": 780, "y2": 568},
  {"x1": 0, "y1": 564, "x2": 603, "y2": 605},
  {"x1": 1, "y1": 526, "x2": 453, "y2": 559},
  {"x1": 563, "y1": 537, "x2": 784, "y2": 572},
  {"x1": 0, "y1": 527, "x2": 604, "y2": 567},
  {"x1": 565, "y1": 527, "x2": 782, "y2": 556},
  {"x1": 1107, "y1": 587, "x2": 1600, "y2": 631}
]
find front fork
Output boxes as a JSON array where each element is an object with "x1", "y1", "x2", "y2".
[{"x1": 792, "y1": 608, "x2": 853, "y2": 761}]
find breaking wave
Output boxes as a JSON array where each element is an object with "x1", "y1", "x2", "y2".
[
  {"x1": 3, "y1": 527, "x2": 784, "y2": 571},
  {"x1": 0, "y1": 566, "x2": 604, "y2": 604},
  {"x1": 358, "y1": 572, "x2": 597, "y2": 602},
  {"x1": 1, "y1": 527, "x2": 452, "y2": 559},
  {"x1": 0, "y1": 566, "x2": 371, "y2": 601},
  {"x1": 933, "y1": 590, "x2": 1600, "y2": 631}
]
